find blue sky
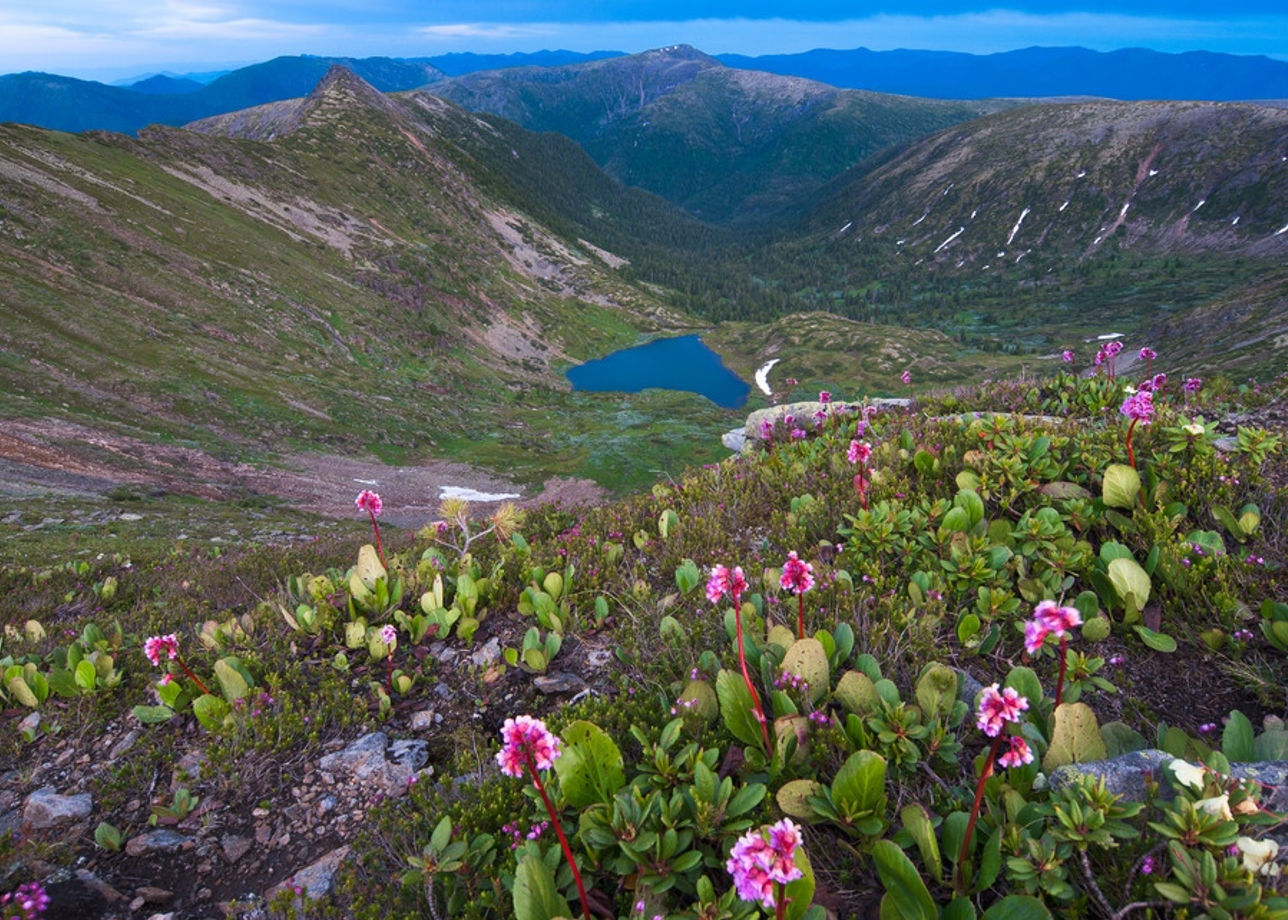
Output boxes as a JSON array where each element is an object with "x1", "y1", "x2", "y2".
[{"x1": 2, "y1": 1, "x2": 1285, "y2": 80}]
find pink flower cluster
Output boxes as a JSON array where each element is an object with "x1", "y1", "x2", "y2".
[
  {"x1": 1024, "y1": 600, "x2": 1083, "y2": 654},
  {"x1": 380, "y1": 624, "x2": 398, "y2": 647},
  {"x1": 355, "y1": 489, "x2": 382, "y2": 516},
  {"x1": 818, "y1": 390, "x2": 831, "y2": 404},
  {"x1": 496, "y1": 715, "x2": 562, "y2": 778},
  {"x1": 1184, "y1": 377, "x2": 1203, "y2": 393},
  {"x1": 1139, "y1": 346, "x2": 1157, "y2": 362},
  {"x1": 726, "y1": 819, "x2": 804, "y2": 909},
  {"x1": 779, "y1": 551, "x2": 815, "y2": 595},
  {"x1": 1061, "y1": 350, "x2": 1075, "y2": 363},
  {"x1": 0, "y1": 882, "x2": 49, "y2": 920},
  {"x1": 976, "y1": 684, "x2": 1029, "y2": 738},
  {"x1": 1120, "y1": 390, "x2": 1155, "y2": 424},
  {"x1": 847, "y1": 440, "x2": 872, "y2": 465},
  {"x1": 143, "y1": 634, "x2": 179, "y2": 667},
  {"x1": 706, "y1": 564, "x2": 747, "y2": 605},
  {"x1": 1137, "y1": 373, "x2": 1167, "y2": 393},
  {"x1": 997, "y1": 736, "x2": 1035, "y2": 769},
  {"x1": 900, "y1": 370, "x2": 912, "y2": 385}
]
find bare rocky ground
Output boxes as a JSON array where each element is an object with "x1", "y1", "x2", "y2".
[{"x1": 0, "y1": 417, "x2": 608, "y2": 523}]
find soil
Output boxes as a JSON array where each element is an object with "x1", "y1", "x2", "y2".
[{"x1": 0, "y1": 417, "x2": 608, "y2": 523}]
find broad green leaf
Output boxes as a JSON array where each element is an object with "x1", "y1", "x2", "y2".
[
  {"x1": 74, "y1": 659, "x2": 97, "y2": 692},
  {"x1": 900, "y1": 803, "x2": 942, "y2": 882},
  {"x1": 132, "y1": 704, "x2": 175, "y2": 724},
  {"x1": 1043, "y1": 702, "x2": 1108, "y2": 771},
  {"x1": 512, "y1": 851, "x2": 572, "y2": 920},
  {"x1": 873, "y1": 839, "x2": 936, "y2": 920},
  {"x1": 214, "y1": 657, "x2": 252, "y2": 701},
  {"x1": 716, "y1": 669, "x2": 764, "y2": 749},
  {"x1": 981, "y1": 896, "x2": 1053, "y2": 920},
  {"x1": 832, "y1": 750, "x2": 887, "y2": 816},
  {"x1": 783, "y1": 846, "x2": 817, "y2": 920},
  {"x1": 1107, "y1": 557, "x2": 1151, "y2": 612},
  {"x1": 192, "y1": 694, "x2": 230, "y2": 731},
  {"x1": 1132, "y1": 625, "x2": 1176, "y2": 653},
  {"x1": 1222, "y1": 710, "x2": 1255, "y2": 762},
  {"x1": 552, "y1": 720, "x2": 625, "y2": 808},
  {"x1": 1102, "y1": 464, "x2": 1140, "y2": 509}
]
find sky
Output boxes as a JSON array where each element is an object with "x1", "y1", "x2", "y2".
[{"x1": 2, "y1": 1, "x2": 1286, "y2": 81}]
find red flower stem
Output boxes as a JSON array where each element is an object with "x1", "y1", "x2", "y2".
[
  {"x1": 1055, "y1": 636, "x2": 1068, "y2": 707},
  {"x1": 386, "y1": 654, "x2": 394, "y2": 695},
  {"x1": 796, "y1": 594, "x2": 805, "y2": 640},
  {"x1": 776, "y1": 882, "x2": 787, "y2": 920},
  {"x1": 1125, "y1": 419, "x2": 1138, "y2": 469},
  {"x1": 368, "y1": 510, "x2": 386, "y2": 568},
  {"x1": 733, "y1": 590, "x2": 772, "y2": 754},
  {"x1": 956, "y1": 735, "x2": 1002, "y2": 892},
  {"x1": 176, "y1": 656, "x2": 211, "y2": 696},
  {"x1": 525, "y1": 751, "x2": 591, "y2": 920}
]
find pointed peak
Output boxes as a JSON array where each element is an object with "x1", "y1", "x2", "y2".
[{"x1": 306, "y1": 65, "x2": 397, "y2": 111}]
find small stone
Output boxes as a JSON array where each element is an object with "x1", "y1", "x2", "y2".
[
  {"x1": 221, "y1": 834, "x2": 252, "y2": 865},
  {"x1": 125, "y1": 830, "x2": 189, "y2": 857},
  {"x1": 118, "y1": 513, "x2": 143, "y2": 522},
  {"x1": 586, "y1": 650, "x2": 613, "y2": 669},
  {"x1": 22, "y1": 786, "x2": 93, "y2": 829},
  {"x1": 408, "y1": 709, "x2": 436, "y2": 731},
  {"x1": 317, "y1": 795, "x2": 336, "y2": 815},
  {"x1": 75, "y1": 869, "x2": 125, "y2": 903},
  {"x1": 469, "y1": 636, "x2": 502, "y2": 668},
  {"x1": 136, "y1": 886, "x2": 173, "y2": 904},
  {"x1": 254, "y1": 824, "x2": 272, "y2": 845},
  {"x1": 533, "y1": 671, "x2": 587, "y2": 695},
  {"x1": 434, "y1": 682, "x2": 452, "y2": 699},
  {"x1": 109, "y1": 730, "x2": 138, "y2": 759}
]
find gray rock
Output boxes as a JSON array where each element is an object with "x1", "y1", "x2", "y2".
[
  {"x1": 110, "y1": 730, "x2": 138, "y2": 760},
  {"x1": 533, "y1": 672, "x2": 587, "y2": 695},
  {"x1": 125, "y1": 829, "x2": 190, "y2": 857},
  {"x1": 469, "y1": 636, "x2": 502, "y2": 668},
  {"x1": 722, "y1": 428, "x2": 746, "y2": 452},
  {"x1": 22, "y1": 786, "x2": 93, "y2": 829},
  {"x1": 266, "y1": 845, "x2": 351, "y2": 901},
  {"x1": 740, "y1": 399, "x2": 910, "y2": 454},
  {"x1": 1049, "y1": 749, "x2": 1177, "y2": 802},
  {"x1": 1050, "y1": 750, "x2": 1288, "y2": 805},
  {"x1": 318, "y1": 732, "x2": 417, "y2": 794},
  {"x1": 389, "y1": 739, "x2": 429, "y2": 771},
  {"x1": 409, "y1": 709, "x2": 437, "y2": 731}
]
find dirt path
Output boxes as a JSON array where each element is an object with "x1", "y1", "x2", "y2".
[{"x1": 0, "y1": 418, "x2": 607, "y2": 524}]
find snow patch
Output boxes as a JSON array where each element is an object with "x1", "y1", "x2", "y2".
[
  {"x1": 1192, "y1": 199, "x2": 1205, "y2": 212},
  {"x1": 1076, "y1": 171, "x2": 1087, "y2": 178},
  {"x1": 970, "y1": 209, "x2": 978, "y2": 220},
  {"x1": 1006, "y1": 207, "x2": 1030, "y2": 246},
  {"x1": 912, "y1": 213, "x2": 928, "y2": 227},
  {"x1": 1059, "y1": 201, "x2": 1070, "y2": 212},
  {"x1": 1095, "y1": 333, "x2": 1125, "y2": 341},
  {"x1": 1233, "y1": 216, "x2": 1240, "y2": 226},
  {"x1": 353, "y1": 478, "x2": 379, "y2": 485},
  {"x1": 1118, "y1": 202, "x2": 1130, "y2": 219},
  {"x1": 838, "y1": 221, "x2": 852, "y2": 234},
  {"x1": 440, "y1": 486, "x2": 520, "y2": 502},
  {"x1": 943, "y1": 183, "x2": 954, "y2": 196},
  {"x1": 934, "y1": 227, "x2": 965, "y2": 253},
  {"x1": 1148, "y1": 169, "x2": 1159, "y2": 177},
  {"x1": 1274, "y1": 222, "x2": 1288, "y2": 237},
  {"x1": 754, "y1": 358, "x2": 781, "y2": 396}
]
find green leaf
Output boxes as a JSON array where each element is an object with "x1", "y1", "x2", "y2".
[
  {"x1": 954, "y1": 489, "x2": 985, "y2": 528},
  {"x1": 1222, "y1": 710, "x2": 1255, "y2": 762},
  {"x1": 776, "y1": 779, "x2": 822, "y2": 821},
  {"x1": 1132, "y1": 625, "x2": 1176, "y2": 653},
  {"x1": 430, "y1": 816, "x2": 452, "y2": 853},
  {"x1": 94, "y1": 822, "x2": 122, "y2": 851},
  {"x1": 1003, "y1": 666, "x2": 1044, "y2": 707},
  {"x1": 74, "y1": 659, "x2": 97, "y2": 692},
  {"x1": 981, "y1": 896, "x2": 1052, "y2": 920},
  {"x1": 214, "y1": 657, "x2": 252, "y2": 702},
  {"x1": 512, "y1": 851, "x2": 573, "y2": 920},
  {"x1": 552, "y1": 720, "x2": 625, "y2": 809},
  {"x1": 941, "y1": 897, "x2": 977, "y2": 920},
  {"x1": 900, "y1": 803, "x2": 942, "y2": 882},
  {"x1": 716, "y1": 669, "x2": 764, "y2": 749},
  {"x1": 132, "y1": 704, "x2": 175, "y2": 724},
  {"x1": 831, "y1": 750, "x2": 887, "y2": 817},
  {"x1": 1043, "y1": 702, "x2": 1108, "y2": 771},
  {"x1": 783, "y1": 846, "x2": 817, "y2": 920},
  {"x1": 873, "y1": 839, "x2": 936, "y2": 920},
  {"x1": 1102, "y1": 464, "x2": 1141, "y2": 509},
  {"x1": 192, "y1": 693, "x2": 231, "y2": 730},
  {"x1": 1108, "y1": 557, "x2": 1151, "y2": 613}
]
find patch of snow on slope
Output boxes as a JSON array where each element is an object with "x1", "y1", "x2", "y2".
[
  {"x1": 1006, "y1": 207, "x2": 1030, "y2": 246},
  {"x1": 1059, "y1": 201, "x2": 1070, "y2": 212},
  {"x1": 1192, "y1": 200, "x2": 1205, "y2": 212},
  {"x1": 934, "y1": 227, "x2": 965, "y2": 253},
  {"x1": 754, "y1": 358, "x2": 781, "y2": 396},
  {"x1": 440, "y1": 486, "x2": 520, "y2": 502}
]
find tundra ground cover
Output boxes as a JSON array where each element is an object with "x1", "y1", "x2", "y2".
[{"x1": 0, "y1": 369, "x2": 1285, "y2": 918}]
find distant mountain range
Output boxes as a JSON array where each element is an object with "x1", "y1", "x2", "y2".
[
  {"x1": 717, "y1": 46, "x2": 1288, "y2": 101},
  {"x1": 4, "y1": 44, "x2": 1288, "y2": 141}
]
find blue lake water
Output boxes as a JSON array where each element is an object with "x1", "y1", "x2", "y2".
[{"x1": 566, "y1": 335, "x2": 750, "y2": 409}]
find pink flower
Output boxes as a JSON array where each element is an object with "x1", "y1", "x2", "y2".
[
  {"x1": 1024, "y1": 618, "x2": 1049, "y2": 655},
  {"x1": 790, "y1": 428, "x2": 807, "y2": 440},
  {"x1": 1062, "y1": 350, "x2": 1075, "y2": 363},
  {"x1": 706, "y1": 564, "x2": 747, "y2": 605},
  {"x1": 1094, "y1": 348, "x2": 1105, "y2": 366},
  {"x1": 998, "y1": 736, "x2": 1034, "y2": 769},
  {"x1": 727, "y1": 820, "x2": 804, "y2": 909},
  {"x1": 818, "y1": 390, "x2": 831, "y2": 403},
  {"x1": 759, "y1": 418, "x2": 775, "y2": 442},
  {"x1": 1121, "y1": 390, "x2": 1154, "y2": 424},
  {"x1": 1105, "y1": 341, "x2": 1123, "y2": 357},
  {"x1": 1139, "y1": 346, "x2": 1157, "y2": 361},
  {"x1": 847, "y1": 440, "x2": 872, "y2": 464},
  {"x1": 780, "y1": 552, "x2": 815, "y2": 595},
  {"x1": 496, "y1": 715, "x2": 562, "y2": 778},
  {"x1": 380, "y1": 624, "x2": 398, "y2": 647},
  {"x1": 1034, "y1": 600, "x2": 1082, "y2": 637},
  {"x1": 144, "y1": 634, "x2": 179, "y2": 667},
  {"x1": 1151, "y1": 372, "x2": 1166, "y2": 390},
  {"x1": 355, "y1": 489, "x2": 382, "y2": 516},
  {"x1": 900, "y1": 370, "x2": 912, "y2": 385},
  {"x1": 158, "y1": 673, "x2": 174, "y2": 687},
  {"x1": 976, "y1": 683, "x2": 1029, "y2": 738},
  {"x1": 1184, "y1": 377, "x2": 1203, "y2": 393}
]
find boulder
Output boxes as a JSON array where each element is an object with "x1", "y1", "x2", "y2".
[{"x1": 22, "y1": 786, "x2": 92, "y2": 830}]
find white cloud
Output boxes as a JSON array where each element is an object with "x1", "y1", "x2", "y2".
[
  {"x1": 417, "y1": 22, "x2": 555, "y2": 41},
  {"x1": 131, "y1": 1, "x2": 325, "y2": 39}
]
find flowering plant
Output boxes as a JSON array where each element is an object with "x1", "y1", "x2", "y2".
[
  {"x1": 1024, "y1": 600, "x2": 1083, "y2": 705},
  {"x1": 779, "y1": 551, "x2": 814, "y2": 640},
  {"x1": 727, "y1": 819, "x2": 805, "y2": 919},
  {"x1": 708, "y1": 564, "x2": 770, "y2": 752},
  {"x1": 143, "y1": 633, "x2": 210, "y2": 696},
  {"x1": 355, "y1": 489, "x2": 386, "y2": 567}
]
